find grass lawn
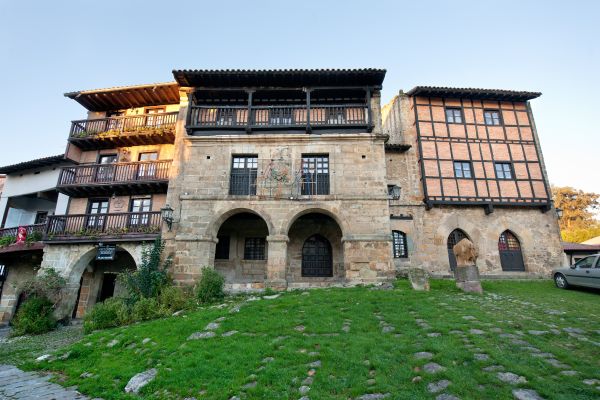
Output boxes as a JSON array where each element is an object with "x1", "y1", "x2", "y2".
[{"x1": 9, "y1": 280, "x2": 600, "y2": 399}]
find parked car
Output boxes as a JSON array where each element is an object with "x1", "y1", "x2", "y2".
[{"x1": 553, "y1": 253, "x2": 600, "y2": 289}]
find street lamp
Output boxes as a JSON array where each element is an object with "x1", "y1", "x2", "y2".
[{"x1": 160, "y1": 204, "x2": 174, "y2": 231}]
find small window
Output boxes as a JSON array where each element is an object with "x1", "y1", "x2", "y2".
[
  {"x1": 484, "y1": 110, "x2": 501, "y2": 126},
  {"x1": 215, "y1": 236, "x2": 230, "y2": 260},
  {"x1": 454, "y1": 161, "x2": 473, "y2": 178},
  {"x1": 392, "y1": 231, "x2": 408, "y2": 258},
  {"x1": 388, "y1": 185, "x2": 401, "y2": 200},
  {"x1": 445, "y1": 108, "x2": 463, "y2": 124},
  {"x1": 244, "y1": 237, "x2": 266, "y2": 260},
  {"x1": 494, "y1": 162, "x2": 513, "y2": 179}
]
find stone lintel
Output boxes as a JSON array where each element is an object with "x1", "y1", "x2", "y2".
[
  {"x1": 342, "y1": 234, "x2": 391, "y2": 242},
  {"x1": 174, "y1": 234, "x2": 217, "y2": 243}
]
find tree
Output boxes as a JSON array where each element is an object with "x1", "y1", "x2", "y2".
[{"x1": 552, "y1": 186, "x2": 600, "y2": 242}]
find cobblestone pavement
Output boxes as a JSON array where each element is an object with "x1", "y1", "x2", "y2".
[{"x1": 0, "y1": 365, "x2": 88, "y2": 400}]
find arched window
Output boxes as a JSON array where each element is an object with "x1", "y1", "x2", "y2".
[{"x1": 392, "y1": 231, "x2": 408, "y2": 258}]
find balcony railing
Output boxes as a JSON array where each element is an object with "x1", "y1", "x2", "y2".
[
  {"x1": 188, "y1": 104, "x2": 369, "y2": 131},
  {"x1": 0, "y1": 224, "x2": 46, "y2": 240},
  {"x1": 56, "y1": 160, "x2": 172, "y2": 196},
  {"x1": 69, "y1": 112, "x2": 178, "y2": 149},
  {"x1": 45, "y1": 212, "x2": 162, "y2": 242}
]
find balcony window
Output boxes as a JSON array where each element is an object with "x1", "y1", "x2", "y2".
[
  {"x1": 301, "y1": 155, "x2": 330, "y2": 195},
  {"x1": 454, "y1": 161, "x2": 473, "y2": 178},
  {"x1": 495, "y1": 162, "x2": 513, "y2": 179},
  {"x1": 445, "y1": 108, "x2": 463, "y2": 124},
  {"x1": 392, "y1": 231, "x2": 408, "y2": 258},
  {"x1": 96, "y1": 155, "x2": 117, "y2": 182},
  {"x1": 145, "y1": 107, "x2": 166, "y2": 127},
  {"x1": 217, "y1": 108, "x2": 237, "y2": 126},
  {"x1": 244, "y1": 237, "x2": 265, "y2": 260},
  {"x1": 86, "y1": 199, "x2": 109, "y2": 229},
  {"x1": 484, "y1": 110, "x2": 502, "y2": 126},
  {"x1": 137, "y1": 152, "x2": 158, "y2": 178},
  {"x1": 229, "y1": 155, "x2": 258, "y2": 195},
  {"x1": 129, "y1": 198, "x2": 152, "y2": 226},
  {"x1": 269, "y1": 108, "x2": 294, "y2": 125}
]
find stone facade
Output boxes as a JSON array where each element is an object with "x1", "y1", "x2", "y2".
[{"x1": 383, "y1": 92, "x2": 563, "y2": 276}]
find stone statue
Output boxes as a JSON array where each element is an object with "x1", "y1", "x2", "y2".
[
  {"x1": 453, "y1": 238, "x2": 478, "y2": 267},
  {"x1": 452, "y1": 238, "x2": 483, "y2": 294}
]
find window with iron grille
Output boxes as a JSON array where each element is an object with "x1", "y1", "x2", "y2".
[
  {"x1": 484, "y1": 110, "x2": 502, "y2": 125},
  {"x1": 453, "y1": 161, "x2": 473, "y2": 178},
  {"x1": 388, "y1": 185, "x2": 401, "y2": 200},
  {"x1": 229, "y1": 156, "x2": 258, "y2": 195},
  {"x1": 445, "y1": 108, "x2": 463, "y2": 124},
  {"x1": 244, "y1": 237, "x2": 265, "y2": 260},
  {"x1": 215, "y1": 236, "x2": 230, "y2": 260},
  {"x1": 302, "y1": 155, "x2": 330, "y2": 195},
  {"x1": 392, "y1": 231, "x2": 408, "y2": 258},
  {"x1": 498, "y1": 231, "x2": 521, "y2": 251},
  {"x1": 494, "y1": 162, "x2": 513, "y2": 179}
]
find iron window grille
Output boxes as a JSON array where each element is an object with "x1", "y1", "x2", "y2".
[
  {"x1": 244, "y1": 237, "x2": 266, "y2": 260},
  {"x1": 453, "y1": 161, "x2": 473, "y2": 178},
  {"x1": 301, "y1": 155, "x2": 330, "y2": 195},
  {"x1": 494, "y1": 162, "x2": 513, "y2": 179},
  {"x1": 445, "y1": 107, "x2": 463, "y2": 124},
  {"x1": 388, "y1": 185, "x2": 401, "y2": 200},
  {"x1": 229, "y1": 156, "x2": 258, "y2": 195},
  {"x1": 484, "y1": 110, "x2": 502, "y2": 126},
  {"x1": 498, "y1": 231, "x2": 521, "y2": 251},
  {"x1": 392, "y1": 231, "x2": 408, "y2": 258},
  {"x1": 215, "y1": 236, "x2": 230, "y2": 260}
]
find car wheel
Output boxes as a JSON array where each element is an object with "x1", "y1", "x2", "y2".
[{"x1": 554, "y1": 273, "x2": 569, "y2": 289}]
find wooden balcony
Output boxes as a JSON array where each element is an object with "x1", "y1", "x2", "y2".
[
  {"x1": 188, "y1": 104, "x2": 370, "y2": 132},
  {"x1": 45, "y1": 212, "x2": 162, "y2": 243},
  {"x1": 56, "y1": 160, "x2": 172, "y2": 197},
  {"x1": 68, "y1": 112, "x2": 178, "y2": 150},
  {"x1": 0, "y1": 224, "x2": 46, "y2": 254}
]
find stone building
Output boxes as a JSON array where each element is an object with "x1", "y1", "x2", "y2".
[
  {"x1": 383, "y1": 87, "x2": 563, "y2": 276},
  {"x1": 39, "y1": 82, "x2": 183, "y2": 319},
  {"x1": 1, "y1": 69, "x2": 564, "y2": 322}
]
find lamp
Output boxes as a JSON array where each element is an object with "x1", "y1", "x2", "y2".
[
  {"x1": 161, "y1": 204, "x2": 174, "y2": 231},
  {"x1": 556, "y1": 208, "x2": 563, "y2": 219}
]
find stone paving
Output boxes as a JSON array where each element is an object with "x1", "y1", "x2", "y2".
[{"x1": 0, "y1": 365, "x2": 89, "y2": 399}]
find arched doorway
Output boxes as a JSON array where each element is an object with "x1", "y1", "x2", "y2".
[
  {"x1": 447, "y1": 229, "x2": 470, "y2": 271},
  {"x1": 302, "y1": 235, "x2": 333, "y2": 277},
  {"x1": 214, "y1": 212, "x2": 269, "y2": 284},
  {"x1": 498, "y1": 230, "x2": 525, "y2": 271}
]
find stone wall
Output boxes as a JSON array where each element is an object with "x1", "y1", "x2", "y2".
[{"x1": 0, "y1": 252, "x2": 40, "y2": 324}]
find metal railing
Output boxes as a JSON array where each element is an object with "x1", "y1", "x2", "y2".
[
  {"x1": 45, "y1": 212, "x2": 162, "y2": 240},
  {"x1": 0, "y1": 223, "x2": 46, "y2": 239},
  {"x1": 57, "y1": 160, "x2": 172, "y2": 187},
  {"x1": 70, "y1": 112, "x2": 178, "y2": 138},
  {"x1": 189, "y1": 104, "x2": 368, "y2": 129}
]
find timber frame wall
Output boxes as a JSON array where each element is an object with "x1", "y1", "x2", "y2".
[{"x1": 412, "y1": 96, "x2": 551, "y2": 212}]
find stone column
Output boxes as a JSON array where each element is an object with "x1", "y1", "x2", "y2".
[{"x1": 266, "y1": 235, "x2": 289, "y2": 290}]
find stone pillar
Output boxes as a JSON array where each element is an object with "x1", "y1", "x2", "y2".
[
  {"x1": 172, "y1": 235, "x2": 217, "y2": 286},
  {"x1": 266, "y1": 235, "x2": 288, "y2": 290}
]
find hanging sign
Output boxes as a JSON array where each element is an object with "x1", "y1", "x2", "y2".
[{"x1": 96, "y1": 245, "x2": 116, "y2": 260}]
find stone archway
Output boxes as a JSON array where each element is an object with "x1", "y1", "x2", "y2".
[
  {"x1": 498, "y1": 230, "x2": 525, "y2": 272},
  {"x1": 447, "y1": 229, "x2": 470, "y2": 272}
]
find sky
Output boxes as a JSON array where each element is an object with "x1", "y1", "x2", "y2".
[{"x1": 0, "y1": 0, "x2": 598, "y2": 193}]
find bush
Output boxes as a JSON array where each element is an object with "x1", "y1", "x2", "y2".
[
  {"x1": 196, "y1": 268, "x2": 225, "y2": 304},
  {"x1": 18, "y1": 268, "x2": 66, "y2": 306},
  {"x1": 11, "y1": 296, "x2": 56, "y2": 336},
  {"x1": 83, "y1": 298, "x2": 129, "y2": 334},
  {"x1": 120, "y1": 237, "x2": 171, "y2": 303},
  {"x1": 132, "y1": 298, "x2": 166, "y2": 321},
  {"x1": 158, "y1": 285, "x2": 194, "y2": 313}
]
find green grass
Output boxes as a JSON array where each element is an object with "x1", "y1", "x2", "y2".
[{"x1": 6, "y1": 280, "x2": 600, "y2": 399}]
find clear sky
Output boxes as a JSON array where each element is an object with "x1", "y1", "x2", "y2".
[{"x1": 0, "y1": 0, "x2": 598, "y2": 193}]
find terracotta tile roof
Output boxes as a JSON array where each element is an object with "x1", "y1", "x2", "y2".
[
  {"x1": 406, "y1": 86, "x2": 541, "y2": 102},
  {"x1": 561, "y1": 242, "x2": 600, "y2": 252}
]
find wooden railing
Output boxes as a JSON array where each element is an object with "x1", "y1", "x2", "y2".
[
  {"x1": 189, "y1": 104, "x2": 368, "y2": 129},
  {"x1": 45, "y1": 212, "x2": 162, "y2": 241},
  {"x1": 0, "y1": 224, "x2": 46, "y2": 239},
  {"x1": 57, "y1": 160, "x2": 172, "y2": 187},
  {"x1": 69, "y1": 112, "x2": 178, "y2": 139}
]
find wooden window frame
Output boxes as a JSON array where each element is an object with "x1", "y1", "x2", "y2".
[
  {"x1": 392, "y1": 230, "x2": 408, "y2": 258},
  {"x1": 453, "y1": 161, "x2": 473, "y2": 179},
  {"x1": 445, "y1": 107, "x2": 463, "y2": 124},
  {"x1": 484, "y1": 109, "x2": 502, "y2": 126},
  {"x1": 494, "y1": 162, "x2": 514, "y2": 180}
]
